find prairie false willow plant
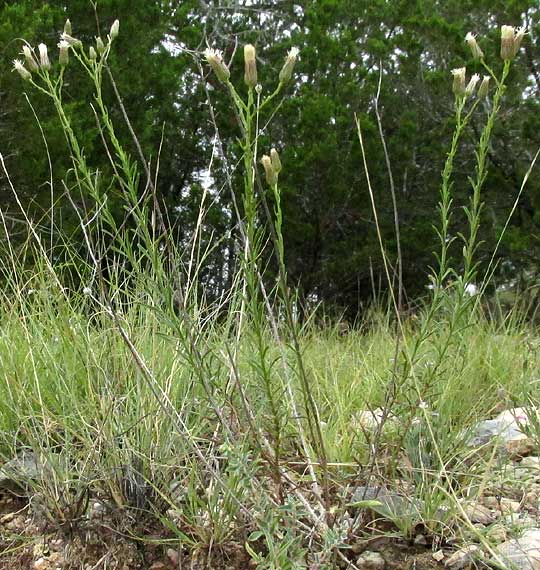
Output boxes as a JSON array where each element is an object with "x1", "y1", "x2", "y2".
[
  {"x1": 426, "y1": 24, "x2": 522, "y2": 325},
  {"x1": 13, "y1": 22, "x2": 119, "y2": 203},
  {"x1": 204, "y1": 43, "x2": 331, "y2": 510},
  {"x1": 372, "y1": 24, "x2": 525, "y2": 461}
]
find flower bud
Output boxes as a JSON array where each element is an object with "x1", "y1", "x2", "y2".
[
  {"x1": 261, "y1": 155, "x2": 278, "y2": 186},
  {"x1": 109, "y1": 19, "x2": 120, "y2": 40},
  {"x1": 270, "y1": 148, "x2": 282, "y2": 174},
  {"x1": 22, "y1": 45, "x2": 39, "y2": 72},
  {"x1": 477, "y1": 75, "x2": 490, "y2": 99},
  {"x1": 204, "y1": 48, "x2": 230, "y2": 83},
  {"x1": 465, "y1": 32, "x2": 484, "y2": 60},
  {"x1": 451, "y1": 67, "x2": 466, "y2": 96},
  {"x1": 96, "y1": 37, "x2": 105, "y2": 54},
  {"x1": 38, "y1": 43, "x2": 50, "y2": 70},
  {"x1": 501, "y1": 26, "x2": 514, "y2": 60},
  {"x1": 58, "y1": 40, "x2": 70, "y2": 66},
  {"x1": 279, "y1": 47, "x2": 299, "y2": 84},
  {"x1": 465, "y1": 73, "x2": 480, "y2": 96},
  {"x1": 243, "y1": 44, "x2": 257, "y2": 88},
  {"x1": 60, "y1": 33, "x2": 82, "y2": 48},
  {"x1": 64, "y1": 19, "x2": 72, "y2": 36},
  {"x1": 13, "y1": 59, "x2": 31, "y2": 81},
  {"x1": 89, "y1": 46, "x2": 97, "y2": 61}
]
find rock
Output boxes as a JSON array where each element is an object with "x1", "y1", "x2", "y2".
[
  {"x1": 522, "y1": 457, "x2": 540, "y2": 469},
  {"x1": 414, "y1": 534, "x2": 428, "y2": 546},
  {"x1": 463, "y1": 501, "x2": 497, "y2": 524},
  {"x1": 501, "y1": 498, "x2": 521, "y2": 514},
  {"x1": 487, "y1": 524, "x2": 508, "y2": 543},
  {"x1": 0, "y1": 451, "x2": 40, "y2": 488},
  {"x1": 496, "y1": 528, "x2": 540, "y2": 569},
  {"x1": 498, "y1": 408, "x2": 531, "y2": 425},
  {"x1": 503, "y1": 513, "x2": 538, "y2": 529},
  {"x1": 444, "y1": 545, "x2": 480, "y2": 569},
  {"x1": 525, "y1": 491, "x2": 539, "y2": 508},
  {"x1": 482, "y1": 496, "x2": 521, "y2": 514},
  {"x1": 167, "y1": 549, "x2": 180, "y2": 565},
  {"x1": 514, "y1": 467, "x2": 536, "y2": 481},
  {"x1": 507, "y1": 438, "x2": 538, "y2": 459},
  {"x1": 468, "y1": 408, "x2": 531, "y2": 447},
  {"x1": 354, "y1": 408, "x2": 386, "y2": 431},
  {"x1": 356, "y1": 550, "x2": 386, "y2": 569},
  {"x1": 89, "y1": 501, "x2": 105, "y2": 519},
  {"x1": 0, "y1": 512, "x2": 15, "y2": 524},
  {"x1": 432, "y1": 550, "x2": 445, "y2": 562}
]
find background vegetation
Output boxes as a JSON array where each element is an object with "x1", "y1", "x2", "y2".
[{"x1": 2, "y1": 0, "x2": 539, "y2": 317}]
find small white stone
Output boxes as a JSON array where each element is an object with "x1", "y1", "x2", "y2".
[
  {"x1": 444, "y1": 545, "x2": 480, "y2": 569},
  {"x1": 356, "y1": 550, "x2": 386, "y2": 569},
  {"x1": 522, "y1": 457, "x2": 540, "y2": 469},
  {"x1": 432, "y1": 550, "x2": 445, "y2": 562}
]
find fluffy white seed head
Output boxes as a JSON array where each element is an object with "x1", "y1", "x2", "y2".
[
  {"x1": 501, "y1": 25, "x2": 518, "y2": 60},
  {"x1": 465, "y1": 73, "x2": 480, "y2": 96},
  {"x1": 96, "y1": 37, "x2": 105, "y2": 54},
  {"x1": 465, "y1": 32, "x2": 484, "y2": 60},
  {"x1": 204, "y1": 48, "x2": 230, "y2": 83},
  {"x1": 279, "y1": 46, "x2": 299, "y2": 84},
  {"x1": 13, "y1": 59, "x2": 31, "y2": 81},
  {"x1": 451, "y1": 67, "x2": 466, "y2": 96},
  {"x1": 477, "y1": 75, "x2": 490, "y2": 99},
  {"x1": 22, "y1": 45, "x2": 39, "y2": 71},
  {"x1": 58, "y1": 40, "x2": 70, "y2": 66},
  {"x1": 60, "y1": 33, "x2": 82, "y2": 48}
]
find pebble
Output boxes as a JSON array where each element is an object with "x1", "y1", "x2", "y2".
[
  {"x1": 432, "y1": 550, "x2": 445, "y2": 562},
  {"x1": 482, "y1": 496, "x2": 521, "y2": 514},
  {"x1": 444, "y1": 545, "x2": 480, "y2": 569},
  {"x1": 0, "y1": 512, "x2": 15, "y2": 524},
  {"x1": 354, "y1": 408, "x2": 386, "y2": 430},
  {"x1": 167, "y1": 548, "x2": 180, "y2": 565},
  {"x1": 356, "y1": 550, "x2": 386, "y2": 569},
  {"x1": 506, "y1": 438, "x2": 537, "y2": 459},
  {"x1": 525, "y1": 491, "x2": 539, "y2": 508},
  {"x1": 463, "y1": 501, "x2": 496, "y2": 525},
  {"x1": 468, "y1": 407, "x2": 539, "y2": 458},
  {"x1": 486, "y1": 524, "x2": 508, "y2": 543},
  {"x1": 522, "y1": 457, "x2": 540, "y2": 469}
]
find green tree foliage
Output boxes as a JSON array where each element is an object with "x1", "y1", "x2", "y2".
[{"x1": 2, "y1": 0, "x2": 539, "y2": 314}]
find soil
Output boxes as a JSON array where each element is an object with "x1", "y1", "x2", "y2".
[{"x1": 0, "y1": 488, "x2": 457, "y2": 570}]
